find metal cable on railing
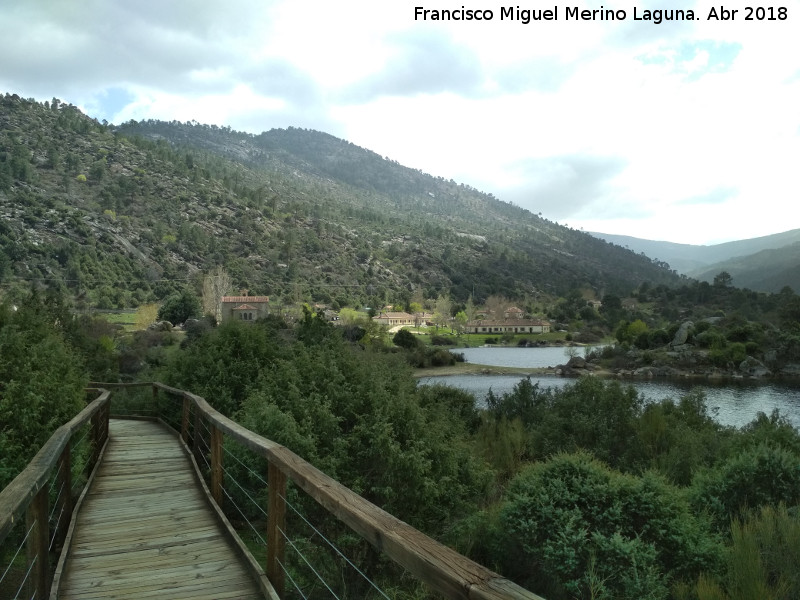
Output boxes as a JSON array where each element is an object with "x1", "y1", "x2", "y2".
[
  {"x1": 0, "y1": 521, "x2": 36, "y2": 590},
  {"x1": 48, "y1": 478, "x2": 65, "y2": 523},
  {"x1": 71, "y1": 425, "x2": 90, "y2": 455},
  {"x1": 278, "y1": 555, "x2": 309, "y2": 600},
  {"x1": 195, "y1": 418, "x2": 213, "y2": 473},
  {"x1": 223, "y1": 444, "x2": 270, "y2": 488},
  {"x1": 220, "y1": 479, "x2": 268, "y2": 547},
  {"x1": 220, "y1": 463, "x2": 269, "y2": 520},
  {"x1": 49, "y1": 503, "x2": 66, "y2": 552},
  {"x1": 5, "y1": 523, "x2": 37, "y2": 600},
  {"x1": 47, "y1": 458, "x2": 64, "y2": 495},
  {"x1": 280, "y1": 524, "x2": 342, "y2": 600},
  {"x1": 75, "y1": 440, "x2": 95, "y2": 484},
  {"x1": 281, "y1": 492, "x2": 391, "y2": 600}
]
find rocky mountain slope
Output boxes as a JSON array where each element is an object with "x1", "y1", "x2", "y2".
[{"x1": 1, "y1": 93, "x2": 682, "y2": 310}]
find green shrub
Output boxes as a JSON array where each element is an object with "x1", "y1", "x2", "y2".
[
  {"x1": 430, "y1": 334, "x2": 455, "y2": 346},
  {"x1": 692, "y1": 444, "x2": 800, "y2": 530},
  {"x1": 492, "y1": 452, "x2": 719, "y2": 600},
  {"x1": 393, "y1": 328, "x2": 420, "y2": 350}
]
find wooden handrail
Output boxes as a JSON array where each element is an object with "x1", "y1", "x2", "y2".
[
  {"x1": 0, "y1": 389, "x2": 111, "y2": 599},
  {"x1": 97, "y1": 382, "x2": 542, "y2": 599}
]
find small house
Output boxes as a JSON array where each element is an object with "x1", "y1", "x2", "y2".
[
  {"x1": 220, "y1": 295, "x2": 270, "y2": 323},
  {"x1": 372, "y1": 311, "x2": 416, "y2": 327}
]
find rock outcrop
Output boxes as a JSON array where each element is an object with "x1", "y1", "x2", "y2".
[
  {"x1": 670, "y1": 321, "x2": 693, "y2": 347},
  {"x1": 739, "y1": 356, "x2": 771, "y2": 378}
]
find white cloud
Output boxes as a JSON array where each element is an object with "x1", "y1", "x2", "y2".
[{"x1": 1, "y1": 0, "x2": 799, "y2": 244}]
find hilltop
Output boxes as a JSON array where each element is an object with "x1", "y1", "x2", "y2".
[
  {"x1": 591, "y1": 230, "x2": 800, "y2": 292},
  {"x1": 1, "y1": 93, "x2": 682, "y2": 310}
]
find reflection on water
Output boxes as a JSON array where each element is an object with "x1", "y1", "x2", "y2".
[
  {"x1": 454, "y1": 346, "x2": 587, "y2": 369},
  {"x1": 427, "y1": 346, "x2": 800, "y2": 428},
  {"x1": 421, "y1": 372, "x2": 800, "y2": 429}
]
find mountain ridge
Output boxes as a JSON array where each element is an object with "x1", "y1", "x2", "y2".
[
  {"x1": 1, "y1": 93, "x2": 681, "y2": 310},
  {"x1": 590, "y1": 230, "x2": 800, "y2": 291}
]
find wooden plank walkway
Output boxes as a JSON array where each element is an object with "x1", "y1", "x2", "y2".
[{"x1": 57, "y1": 419, "x2": 264, "y2": 599}]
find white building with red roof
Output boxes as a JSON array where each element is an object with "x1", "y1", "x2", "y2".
[{"x1": 220, "y1": 295, "x2": 269, "y2": 322}]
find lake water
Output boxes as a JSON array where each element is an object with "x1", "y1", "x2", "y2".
[{"x1": 419, "y1": 347, "x2": 800, "y2": 429}]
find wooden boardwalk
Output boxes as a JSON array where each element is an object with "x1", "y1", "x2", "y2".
[{"x1": 57, "y1": 419, "x2": 264, "y2": 599}]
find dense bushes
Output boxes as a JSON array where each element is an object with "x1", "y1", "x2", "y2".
[
  {"x1": 165, "y1": 315, "x2": 490, "y2": 534},
  {"x1": 391, "y1": 329, "x2": 464, "y2": 368},
  {"x1": 467, "y1": 375, "x2": 800, "y2": 598},
  {"x1": 487, "y1": 453, "x2": 720, "y2": 600},
  {"x1": 0, "y1": 294, "x2": 88, "y2": 488},
  {"x1": 691, "y1": 444, "x2": 800, "y2": 530}
]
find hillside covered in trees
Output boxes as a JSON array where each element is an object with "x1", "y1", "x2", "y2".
[{"x1": 1, "y1": 93, "x2": 682, "y2": 311}]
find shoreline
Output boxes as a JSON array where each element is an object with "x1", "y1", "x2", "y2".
[
  {"x1": 413, "y1": 363, "x2": 556, "y2": 378},
  {"x1": 412, "y1": 361, "x2": 798, "y2": 383}
]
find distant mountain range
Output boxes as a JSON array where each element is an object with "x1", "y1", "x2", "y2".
[{"x1": 590, "y1": 231, "x2": 800, "y2": 293}]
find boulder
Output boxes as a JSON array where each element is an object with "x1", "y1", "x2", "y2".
[
  {"x1": 148, "y1": 320, "x2": 173, "y2": 332},
  {"x1": 670, "y1": 321, "x2": 693, "y2": 347},
  {"x1": 566, "y1": 356, "x2": 586, "y2": 369},
  {"x1": 739, "y1": 356, "x2": 771, "y2": 377}
]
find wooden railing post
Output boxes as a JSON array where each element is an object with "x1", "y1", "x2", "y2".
[
  {"x1": 193, "y1": 409, "x2": 202, "y2": 463},
  {"x1": 104, "y1": 400, "x2": 110, "y2": 443},
  {"x1": 25, "y1": 486, "x2": 49, "y2": 599},
  {"x1": 181, "y1": 395, "x2": 191, "y2": 444},
  {"x1": 210, "y1": 424, "x2": 223, "y2": 507},
  {"x1": 267, "y1": 462, "x2": 287, "y2": 599},
  {"x1": 90, "y1": 410, "x2": 101, "y2": 472},
  {"x1": 152, "y1": 383, "x2": 160, "y2": 418},
  {"x1": 55, "y1": 440, "x2": 73, "y2": 549}
]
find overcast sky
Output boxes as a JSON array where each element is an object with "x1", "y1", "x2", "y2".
[{"x1": 2, "y1": 0, "x2": 798, "y2": 245}]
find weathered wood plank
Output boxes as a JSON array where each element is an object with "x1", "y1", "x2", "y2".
[{"x1": 56, "y1": 419, "x2": 265, "y2": 600}]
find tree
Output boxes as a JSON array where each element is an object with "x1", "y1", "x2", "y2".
[
  {"x1": 135, "y1": 303, "x2": 160, "y2": 329},
  {"x1": 433, "y1": 294, "x2": 452, "y2": 332},
  {"x1": 408, "y1": 302, "x2": 423, "y2": 326},
  {"x1": 714, "y1": 271, "x2": 733, "y2": 288},
  {"x1": 393, "y1": 328, "x2": 420, "y2": 350},
  {"x1": 0, "y1": 297, "x2": 88, "y2": 488},
  {"x1": 485, "y1": 294, "x2": 508, "y2": 320},
  {"x1": 454, "y1": 310, "x2": 468, "y2": 334},
  {"x1": 202, "y1": 266, "x2": 232, "y2": 322},
  {"x1": 465, "y1": 295, "x2": 477, "y2": 323},
  {"x1": 158, "y1": 289, "x2": 201, "y2": 325}
]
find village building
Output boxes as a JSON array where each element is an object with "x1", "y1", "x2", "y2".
[
  {"x1": 622, "y1": 299, "x2": 638, "y2": 311},
  {"x1": 220, "y1": 295, "x2": 269, "y2": 323},
  {"x1": 466, "y1": 319, "x2": 551, "y2": 334},
  {"x1": 415, "y1": 312, "x2": 435, "y2": 327},
  {"x1": 372, "y1": 311, "x2": 416, "y2": 327},
  {"x1": 503, "y1": 306, "x2": 525, "y2": 319}
]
